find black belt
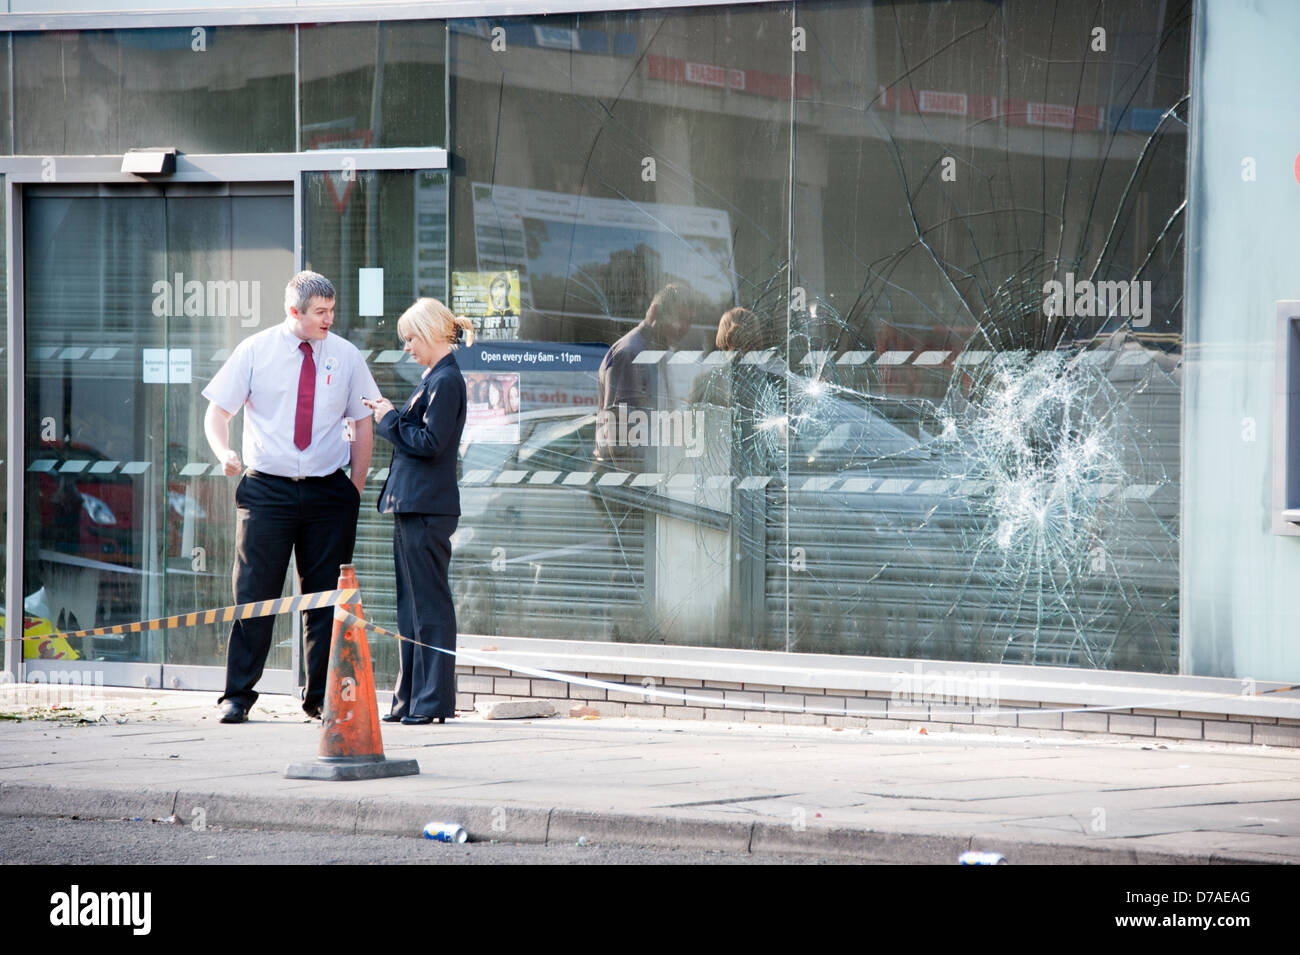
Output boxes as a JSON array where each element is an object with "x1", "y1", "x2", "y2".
[{"x1": 246, "y1": 468, "x2": 343, "y2": 483}]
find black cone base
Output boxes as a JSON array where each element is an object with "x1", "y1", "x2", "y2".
[{"x1": 285, "y1": 754, "x2": 420, "y2": 781}]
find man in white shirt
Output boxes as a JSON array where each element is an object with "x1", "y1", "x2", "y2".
[{"x1": 202, "y1": 271, "x2": 378, "y2": 723}]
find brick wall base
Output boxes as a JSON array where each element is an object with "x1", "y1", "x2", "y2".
[{"x1": 454, "y1": 665, "x2": 1300, "y2": 747}]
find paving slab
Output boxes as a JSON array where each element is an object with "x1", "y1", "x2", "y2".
[{"x1": 0, "y1": 685, "x2": 1298, "y2": 864}]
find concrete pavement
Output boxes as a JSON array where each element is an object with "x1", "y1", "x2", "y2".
[{"x1": 0, "y1": 685, "x2": 1297, "y2": 864}]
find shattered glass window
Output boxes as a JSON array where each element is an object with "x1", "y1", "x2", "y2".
[{"x1": 448, "y1": 0, "x2": 1189, "y2": 671}]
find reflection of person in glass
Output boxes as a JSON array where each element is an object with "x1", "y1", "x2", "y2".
[
  {"x1": 489, "y1": 274, "x2": 512, "y2": 315},
  {"x1": 362, "y1": 299, "x2": 474, "y2": 725},
  {"x1": 692, "y1": 306, "x2": 760, "y2": 405},
  {"x1": 715, "y1": 306, "x2": 761, "y2": 352},
  {"x1": 589, "y1": 285, "x2": 697, "y2": 640},
  {"x1": 692, "y1": 306, "x2": 774, "y2": 478},
  {"x1": 593, "y1": 283, "x2": 697, "y2": 471}
]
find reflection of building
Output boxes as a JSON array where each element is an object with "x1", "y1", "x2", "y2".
[
  {"x1": 2, "y1": 0, "x2": 1298, "y2": 745},
  {"x1": 472, "y1": 181, "x2": 737, "y2": 335},
  {"x1": 580, "y1": 246, "x2": 662, "y2": 320}
]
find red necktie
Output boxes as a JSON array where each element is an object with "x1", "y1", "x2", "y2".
[{"x1": 294, "y1": 341, "x2": 315, "y2": 451}]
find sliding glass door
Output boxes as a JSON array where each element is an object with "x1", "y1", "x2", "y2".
[{"x1": 23, "y1": 183, "x2": 294, "y2": 689}]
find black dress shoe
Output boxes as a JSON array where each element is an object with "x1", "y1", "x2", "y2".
[
  {"x1": 219, "y1": 701, "x2": 248, "y2": 724},
  {"x1": 400, "y1": 715, "x2": 434, "y2": 725},
  {"x1": 303, "y1": 703, "x2": 323, "y2": 720},
  {"x1": 381, "y1": 713, "x2": 403, "y2": 723}
]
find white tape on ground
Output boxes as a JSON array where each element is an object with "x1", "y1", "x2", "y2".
[{"x1": 336, "y1": 613, "x2": 1298, "y2": 721}]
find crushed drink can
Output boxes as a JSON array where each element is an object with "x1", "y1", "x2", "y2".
[
  {"x1": 959, "y1": 851, "x2": 1008, "y2": 865},
  {"x1": 423, "y1": 821, "x2": 468, "y2": 843}
]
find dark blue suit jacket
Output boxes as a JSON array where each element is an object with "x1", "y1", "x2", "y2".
[{"x1": 376, "y1": 353, "x2": 467, "y2": 515}]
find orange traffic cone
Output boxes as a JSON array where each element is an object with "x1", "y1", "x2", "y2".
[{"x1": 285, "y1": 564, "x2": 419, "y2": 781}]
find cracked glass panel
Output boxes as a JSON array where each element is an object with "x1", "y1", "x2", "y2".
[
  {"x1": 779, "y1": 0, "x2": 1189, "y2": 669},
  {"x1": 448, "y1": 1, "x2": 1188, "y2": 670}
]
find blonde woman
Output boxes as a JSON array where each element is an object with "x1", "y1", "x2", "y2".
[{"x1": 363, "y1": 299, "x2": 474, "y2": 724}]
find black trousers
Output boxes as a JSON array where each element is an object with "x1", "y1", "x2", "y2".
[
  {"x1": 389, "y1": 513, "x2": 458, "y2": 719},
  {"x1": 221, "y1": 469, "x2": 360, "y2": 710}
]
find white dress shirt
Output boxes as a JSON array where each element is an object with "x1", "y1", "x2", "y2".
[{"x1": 203, "y1": 320, "x2": 378, "y2": 478}]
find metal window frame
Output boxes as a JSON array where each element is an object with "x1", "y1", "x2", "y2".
[
  {"x1": 3, "y1": 170, "x2": 19, "y2": 683},
  {"x1": 0, "y1": 0, "x2": 773, "y2": 31},
  {"x1": 2, "y1": 146, "x2": 447, "y2": 683},
  {"x1": 0, "y1": 149, "x2": 447, "y2": 183}
]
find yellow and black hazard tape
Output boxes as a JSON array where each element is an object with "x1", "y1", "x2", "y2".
[{"x1": 5, "y1": 588, "x2": 358, "y2": 644}]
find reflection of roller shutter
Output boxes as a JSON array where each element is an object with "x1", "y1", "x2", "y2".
[
  {"x1": 354, "y1": 485, "x2": 646, "y2": 646},
  {"x1": 351, "y1": 370, "x2": 1180, "y2": 671},
  {"x1": 769, "y1": 488, "x2": 1178, "y2": 670}
]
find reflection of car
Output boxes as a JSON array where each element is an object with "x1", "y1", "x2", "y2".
[
  {"x1": 459, "y1": 409, "x2": 599, "y2": 516},
  {"x1": 456, "y1": 375, "x2": 938, "y2": 499},
  {"x1": 32, "y1": 441, "x2": 140, "y2": 565},
  {"x1": 31, "y1": 440, "x2": 222, "y2": 569},
  {"x1": 782, "y1": 382, "x2": 937, "y2": 479}
]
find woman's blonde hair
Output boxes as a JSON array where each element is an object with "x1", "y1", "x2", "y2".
[
  {"x1": 714, "y1": 306, "x2": 760, "y2": 351},
  {"x1": 397, "y1": 298, "x2": 476, "y2": 350}
]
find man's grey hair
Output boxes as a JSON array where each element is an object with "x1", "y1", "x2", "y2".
[{"x1": 285, "y1": 271, "x2": 336, "y2": 316}]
